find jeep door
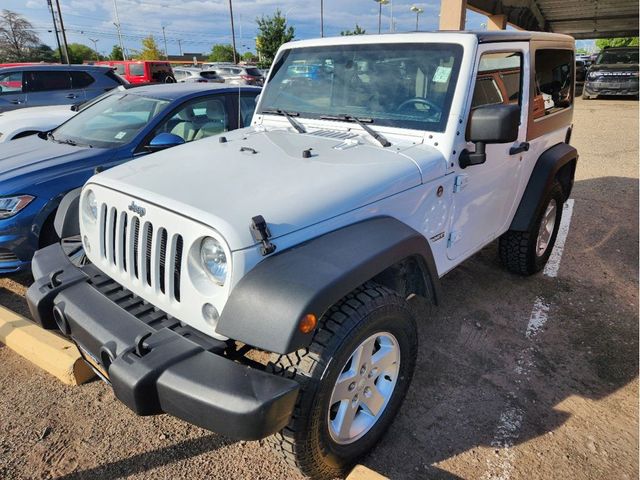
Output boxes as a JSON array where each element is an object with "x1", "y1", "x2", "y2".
[{"x1": 447, "y1": 45, "x2": 531, "y2": 261}]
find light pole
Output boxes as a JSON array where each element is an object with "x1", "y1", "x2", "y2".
[
  {"x1": 374, "y1": 0, "x2": 390, "y2": 35},
  {"x1": 89, "y1": 38, "x2": 99, "y2": 60},
  {"x1": 162, "y1": 26, "x2": 169, "y2": 59},
  {"x1": 54, "y1": 0, "x2": 70, "y2": 64},
  {"x1": 112, "y1": 0, "x2": 127, "y2": 60},
  {"x1": 410, "y1": 5, "x2": 424, "y2": 31},
  {"x1": 46, "y1": 0, "x2": 63, "y2": 63},
  {"x1": 320, "y1": 0, "x2": 324, "y2": 37},
  {"x1": 228, "y1": 0, "x2": 237, "y2": 64}
]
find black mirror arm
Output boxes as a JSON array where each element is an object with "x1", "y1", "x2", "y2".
[{"x1": 459, "y1": 142, "x2": 486, "y2": 169}]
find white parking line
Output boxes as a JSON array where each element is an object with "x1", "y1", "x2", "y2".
[
  {"x1": 483, "y1": 200, "x2": 575, "y2": 479},
  {"x1": 543, "y1": 199, "x2": 575, "y2": 278}
]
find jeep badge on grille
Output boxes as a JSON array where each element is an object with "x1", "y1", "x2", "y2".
[{"x1": 128, "y1": 201, "x2": 146, "y2": 217}]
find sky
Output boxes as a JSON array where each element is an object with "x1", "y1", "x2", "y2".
[{"x1": 5, "y1": 0, "x2": 595, "y2": 57}]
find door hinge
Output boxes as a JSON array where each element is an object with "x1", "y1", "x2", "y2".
[
  {"x1": 447, "y1": 231, "x2": 462, "y2": 248},
  {"x1": 453, "y1": 174, "x2": 468, "y2": 193}
]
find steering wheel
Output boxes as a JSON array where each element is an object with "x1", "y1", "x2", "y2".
[{"x1": 396, "y1": 97, "x2": 442, "y2": 116}]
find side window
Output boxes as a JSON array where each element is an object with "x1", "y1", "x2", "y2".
[
  {"x1": 0, "y1": 71, "x2": 23, "y2": 94},
  {"x1": 24, "y1": 71, "x2": 72, "y2": 92},
  {"x1": 534, "y1": 49, "x2": 573, "y2": 117},
  {"x1": 70, "y1": 71, "x2": 95, "y2": 88},
  {"x1": 472, "y1": 51, "x2": 522, "y2": 109},
  {"x1": 114, "y1": 64, "x2": 126, "y2": 75},
  {"x1": 239, "y1": 93, "x2": 259, "y2": 126},
  {"x1": 152, "y1": 96, "x2": 230, "y2": 143}
]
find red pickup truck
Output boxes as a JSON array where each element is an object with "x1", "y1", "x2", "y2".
[{"x1": 94, "y1": 60, "x2": 176, "y2": 84}]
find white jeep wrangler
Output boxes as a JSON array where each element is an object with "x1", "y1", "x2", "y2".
[{"x1": 28, "y1": 31, "x2": 577, "y2": 479}]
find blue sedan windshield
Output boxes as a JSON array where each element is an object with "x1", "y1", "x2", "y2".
[{"x1": 53, "y1": 93, "x2": 170, "y2": 148}]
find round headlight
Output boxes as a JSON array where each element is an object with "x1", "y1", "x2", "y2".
[
  {"x1": 83, "y1": 189, "x2": 97, "y2": 222},
  {"x1": 200, "y1": 237, "x2": 227, "y2": 285}
]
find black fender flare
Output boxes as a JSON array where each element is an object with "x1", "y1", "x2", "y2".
[
  {"x1": 54, "y1": 187, "x2": 83, "y2": 239},
  {"x1": 509, "y1": 143, "x2": 578, "y2": 232},
  {"x1": 217, "y1": 217, "x2": 441, "y2": 355}
]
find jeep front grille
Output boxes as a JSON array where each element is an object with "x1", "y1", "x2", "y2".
[{"x1": 99, "y1": 204, "x2": 183, "y2": 302}]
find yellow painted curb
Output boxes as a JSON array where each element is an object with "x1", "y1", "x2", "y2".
[
  {"x1": 347, "y1": 465, "x2": 389, "y2": 480},
  {"x1": 0, "y1": 305, "x2": 95, "y2": 385}
]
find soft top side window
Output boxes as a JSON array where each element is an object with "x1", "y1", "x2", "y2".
[
  {"x1": 472, "y1": 51, "x2": 523, "y2": 110},
  {"x1": 533, "y1": 49, "x2": 573, "y2": 118}
]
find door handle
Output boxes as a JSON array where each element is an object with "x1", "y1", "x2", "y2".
[
  {"x1": 65, "y1": 94, "x2": 78, "y2": 99},
  {"x1": 9, "y1": 99, "x2": 22, "y2": 104},
  {"x1": 509, "y1": 142, "x2": 530, "y2": 155}
]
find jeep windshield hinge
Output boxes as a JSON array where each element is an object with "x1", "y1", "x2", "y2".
[{"x1": 251, "y1": 215, "x2": 277, "y2": 256}]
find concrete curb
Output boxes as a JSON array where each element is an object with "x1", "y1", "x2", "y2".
[
  {"x1": 347, "y1": 465, "x2": 389, "y2": 480},
  {"x1": 0, "y1": 305, "x2": 95, "y2": 385}
]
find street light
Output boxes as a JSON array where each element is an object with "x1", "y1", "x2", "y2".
[
  {"x1": 410, "y1": 5, "x2": 424, "y2": 31},
  {"x1": 373, "y1": 0, "x2": 390, "y2": 35},
  {"x1": 88, "y1": 38, "x2": 99, "y2": 60}
]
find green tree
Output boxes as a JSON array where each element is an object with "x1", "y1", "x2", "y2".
[
  {"x1": 134, "y1": 36, "x2": 163, "y2": 60},
  {"x1": 595, "y1": 37, "x2": 639, "y2": 49},
  {"x1": 208, "y1": 43, "x2": 239, "y2": 63},
  {"x1": 109, "y1": 44, "x2": 124, "y2": 60},
  {"x1": 576, "y1": 47, "x2": 588, "y2": 55},
  {"x1": 0, "y1": 10, "x2": 40, "y2": 62},
  {"x1": 341, "y1": 24, "x2": 366, "y2": 36},
  {"x1": 28, "y1": 43, "x2": 57, "y2": 62},
  {"x1": 67, "y1": 43, "x2": 101, "y2": 63},
  {"x1": 242, "y1": 51, "x2": 257, "y2": 63},
  {"x1": 256, "y1": 9, "x2": 294, "y2": 68}
]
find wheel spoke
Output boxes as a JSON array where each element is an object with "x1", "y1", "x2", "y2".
[
  {"x1": 331, "y1": 371, "x2": 357, "y2": 404},
  {"x1": 371, "y1": 344, "x2": 397, "y2": 373},
  {"x1": 361, "y1": 385, "x2": 385, "y2": 417},
  {"x1": 334, "y1": 400, "x2": 358, "y2": 440}
]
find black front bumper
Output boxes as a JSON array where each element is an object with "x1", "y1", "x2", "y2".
[
  {"x1": 583, "y1": 79, "x2": 639, "y2": 97},
  {"x1": 26, "y1": 244, "x2": 299, "y2": 440}
]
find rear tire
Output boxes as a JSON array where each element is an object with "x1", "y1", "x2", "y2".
[
  {"x1": 267, "y1": 283, "x2": 417, "y2": 479},
  {"x1": 499, "y1": 180, "x2": 564, "y2": 275}
]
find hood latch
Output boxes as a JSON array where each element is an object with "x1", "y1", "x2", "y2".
[{"x1": 250, "y1": 215, "x2": 277, "y2": 256}]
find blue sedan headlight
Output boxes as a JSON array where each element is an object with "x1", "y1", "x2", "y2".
[{"x1": 0, "y1": 195, "x2": 35, "y2": 219}]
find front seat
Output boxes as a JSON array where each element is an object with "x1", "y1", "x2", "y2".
[
  {"x1": 170, "y1": 107, "x2": 198, "y2": 142},
  {"x1": 194, "y1": 100, "x2": 228, "y2": 140}
]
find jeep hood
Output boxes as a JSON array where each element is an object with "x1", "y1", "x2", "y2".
[{"x1": 91, "y1": 128, "x2": 441, "y2": 250}]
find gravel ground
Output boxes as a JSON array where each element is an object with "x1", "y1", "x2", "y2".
[{"x1": 0, "y1": 96, "x2": 638, "y2": 480}]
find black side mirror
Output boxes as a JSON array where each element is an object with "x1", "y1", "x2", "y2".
[
  {"x1": 146, "y1": 132, "x2": 185, "y2": 152},
  {"x1": 460, "y1": 104, "x2": 520, "y2": 168}
]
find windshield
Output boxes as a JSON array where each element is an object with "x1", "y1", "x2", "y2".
[
  {"x1": 596, "y1": 49, "x2": 638, "y2": 65},
  {"x1": 53, "y1": 92, "x2": 170, "y2": 148},
  {"x1": 259, "y1": 43, "x2": 463, "y2": 132}
]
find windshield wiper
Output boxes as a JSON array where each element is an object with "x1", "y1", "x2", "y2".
[
  {"x1": 261, "y1": 108, "x2": 306, "y2": 134},
  {"x1": 319, "y1": 114, "x2": 391, "y2": 147}
]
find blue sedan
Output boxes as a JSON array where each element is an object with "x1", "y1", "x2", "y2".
[{"x1": 0, "y1": 83, "x2": 261, "y2": 274}]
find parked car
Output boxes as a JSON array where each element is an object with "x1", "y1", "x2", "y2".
[
  {"x1": 27, "y1": 32, "x2": 578, "y2": 479},
  {"x1": 215, "y1": 65, "x2": 264, "y2": 85},
  {"x1": 583, "y1": 47, "x2": 639, "y2": 99},
  {"x1": 94, "y1": 60, "x2": 176, "y2": 84},
  {"x1": 576, "y1": 59, "x2": 587, "y2": 82},
  {"x1": 0, "y1": 64, "x2": 126, "y2": 113},
  {"x1": 0, "y1": 86, "x2": 134, "y2": 143},
  {"x1": 0, "y1": 83, "x2": 260, "y2": 273},
  {"x1": 173, "y1": 67, "x2": 224, "y2": 84}
]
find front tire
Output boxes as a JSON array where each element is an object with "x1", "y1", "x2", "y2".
[
  {"x1": 499, "y1": 180, "x2": 564, "y2": 275},
  {"x1": 268, "y1": 283, "x2": 417, "y2": 479}
]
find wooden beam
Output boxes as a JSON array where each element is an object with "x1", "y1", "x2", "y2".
[
  {"x1": 487, "y1": 14, "x2": 508, "y2": 30},
  {"x1": 439, "y1": 0, "x2": 468, "y2": 30}
]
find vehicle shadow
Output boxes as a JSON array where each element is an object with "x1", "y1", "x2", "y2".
[
  {"x1": 360, "y1": 176, "x2": 638, "y2": 479},
  {"x1": 53, "y1": 433, "x2": 233, "y2": 480}
]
